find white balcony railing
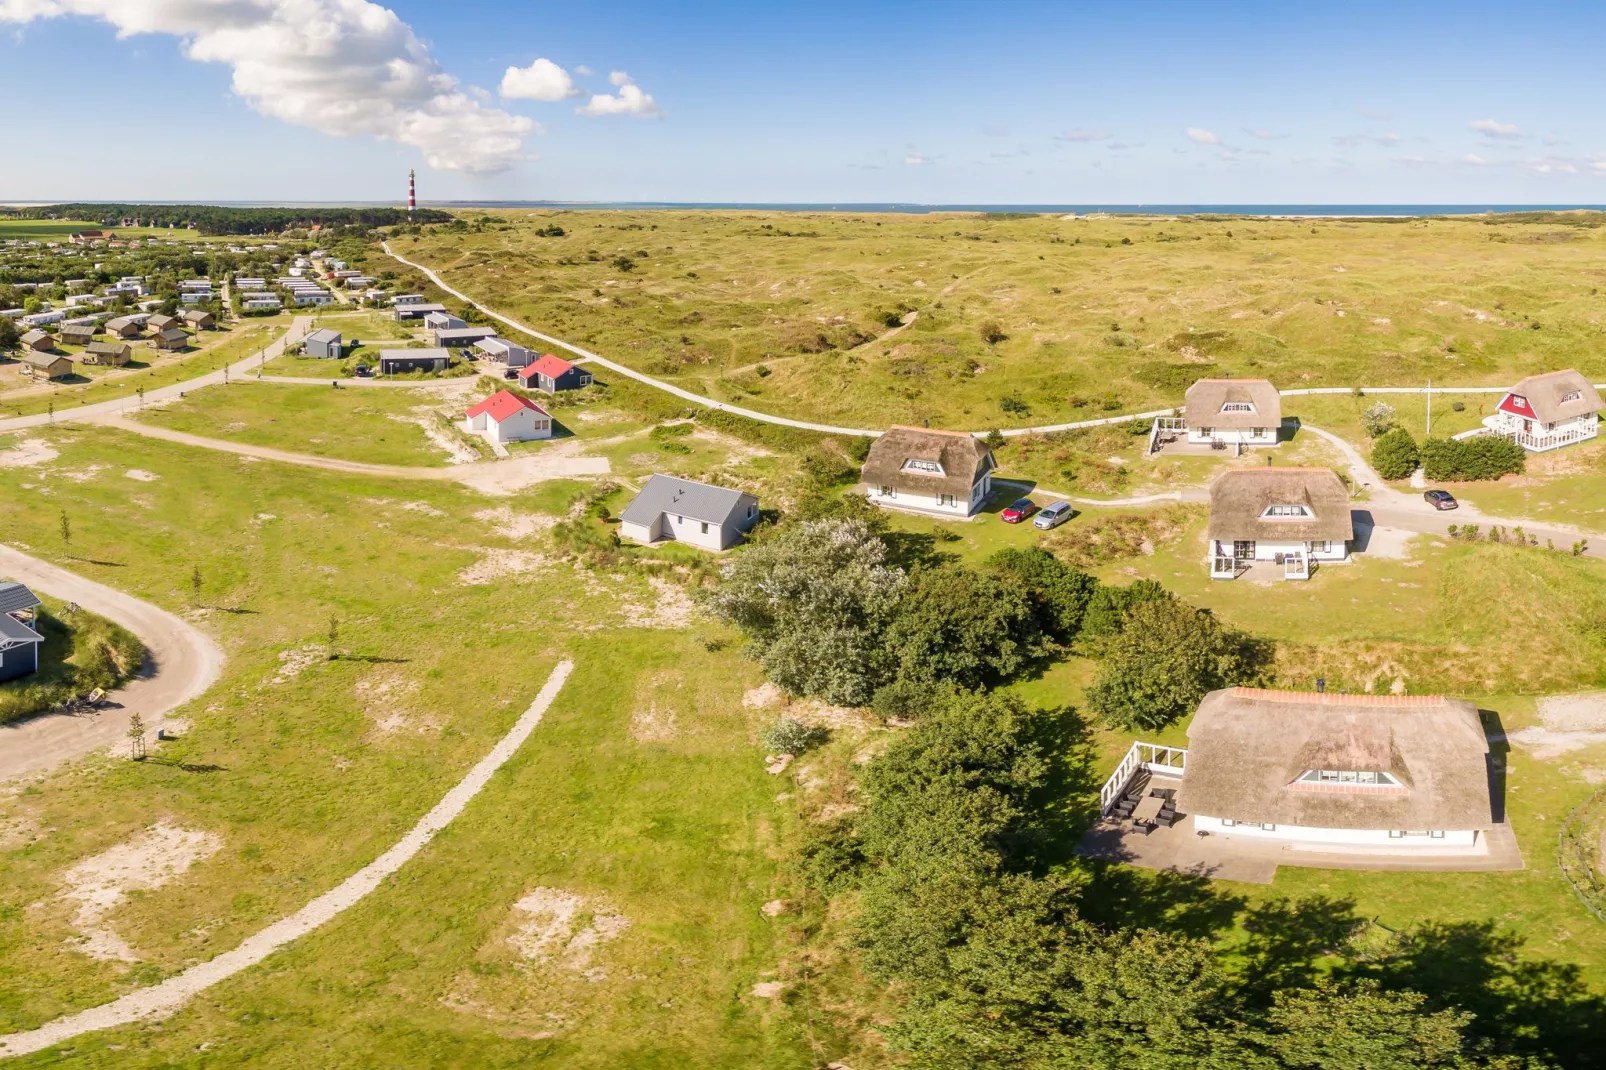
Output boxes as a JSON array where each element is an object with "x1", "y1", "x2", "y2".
[{"x1": 1100, "y1": 741, "x2": 1189, "y2": 814}]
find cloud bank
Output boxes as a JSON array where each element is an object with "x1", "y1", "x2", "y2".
[
  {"x1": 0, "y1": 0, "x2": 535, "y2": 172},
  {"x1": 501, "y1": 57, "x2": 580, "y2": 102},
  {"x1": 577, "y1": 70, "x2": 663, "y2": 118}
]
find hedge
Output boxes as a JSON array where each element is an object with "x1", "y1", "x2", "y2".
[{"x1": 1418, "y1": 435, "x2": 1526, "y2": 481}]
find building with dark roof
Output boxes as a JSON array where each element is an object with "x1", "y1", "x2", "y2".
[
  {"x1": 619, "y1": 474, "x2": 760, "y2": 551},
  {"x1": 859, "y1": 426, "x2": 995, "y2": 518},
  {"x1": 377, "y1": 348, "x2": 452, "y2": 375},
  {"x1": 0, "y1": 581, "x2": 43, "y2": 683},
  {"x1": 517, "y1": 352, "x2": 592, "y2": 392},
  {"x1": 304, "y1": 328, "x2": 342, "y2": 358}
]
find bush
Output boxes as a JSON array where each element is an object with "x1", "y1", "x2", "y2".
[
  {"x1": 870, "y1": 676, "x2": 955, "y2": 723},
  {"x1": 883, "y1": 565, "x2": 1042, "y2": 689},
  {"x1": 1079, "y1": 579, "x2": 1171, "y2": 643},
  {"x1": 986, "y1": 547, "x2": 1098, "y2": 642},
  {"x1": 1361, "y1": 400, "x2": 1398, "y2": 438},
  {"x1": 1419, "y1": 435, "x2": 1525, "y2": 481},
  {"x1": 1371, "y1": 427, "x2": 1420, "y2": 480},
  {"x1": 999, "y1": 394, "x2": 1029, "y2": 415},
  {"x1": 1086, "y1": 599, "x2": 1263, "y2": 730},
  {"x1": 979, "y1": 321, "x2": 1006, "y2": 345},
  {"x1": 761, "y1": 715, "x2": 827, "y2": 755}
]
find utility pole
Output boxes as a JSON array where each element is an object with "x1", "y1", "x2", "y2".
[{"x1": 1426, "y1": 379, "x2": 1431, "y2": 437}]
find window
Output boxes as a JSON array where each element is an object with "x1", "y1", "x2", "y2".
[
  {"x1": 700, "y1": 522, "x2": 709, "y2": 534},
  {"x1": 1261, "y1": 504, "x2": 1311, "y2": 518},
  {"x1": 1220, "y1": 401, "x2": 1255, "y2": 413},
  {"x1": 1309, "y1": 540, "x2": 1330, "y2": 554},
  {"x1": 1390, "y1": 830, "x2": 1432, "y2": 838},
  {"x1": 748, "y1": 505, "x2": 756, "y2": 518},
  {"x1": 902, "y1": 459, "x2": 944, "y2": 474},
  {"x1": 880, "y1": 485, "x2": 895, "y2": 498},
  {"x1": 940, "y1": 493, "x2": 956, "y2": 506},
  {"x1": 1562, "y1": 390, "x2": 1582, "y2": 403},
  {"x1": 1299, "y1": 769, "x2": 1400, "y2": 787}
]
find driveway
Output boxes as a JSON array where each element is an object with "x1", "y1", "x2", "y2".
[{"x1": 0, "y1": 546, "x2": 224, "y2": 782}]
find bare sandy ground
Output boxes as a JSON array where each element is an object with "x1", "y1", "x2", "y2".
[
  {"x1": 0, "y1": 659, "x2": 574, "y2": 1060},
  {"x1": 0, "y1": 545, "x2": 224, "y2": 782}
]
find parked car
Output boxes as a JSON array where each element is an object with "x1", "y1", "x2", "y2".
[
  {"x1": 1424, "y1": 489, "x2": 1458, "y2": 510},
  {"x1": 460, "y1": 348, "x2": 474, "y2": 359},
  {"x1": 1033, "y1": 500, "x2": 1074, "y2": 530},
  {"x1": 354, "y1": 364, "x2": 372, "y2": 378},
  {"x1": 1001, "y1": 497, "x2": 1039, "y2": 523}
]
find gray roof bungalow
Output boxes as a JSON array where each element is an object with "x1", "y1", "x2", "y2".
[
  {"x1": 83, "y1": 341, "x2": 132, "y2": 365},
  {"x1": 182, "y1": 309, "x2": 216, "y2": 329},
  {"x1": 377, "y1": 348, "x2": 453, "y2": 375},
  {"x1": 619, "y1": 474, "x2": 761, "y2": 551},
  {"x1": 430, "y1": 325, "x2": 499, "y2": 348},
  {"x1": 59, "y1": 324, "x2": 97, "y2": 346},
  {"x1": 0, "y1": 581, "x2": 44, "y2": 683},
  {"x1": 476, "y1": 337, "x2": 534, "y2": 368},
  {"x1": 393, "y1": 302, "x2": 448, "y2": 321},
  {"x1": 422, "y1": 311, "x2": 466, "y2": 331},
  {"x1": 304, "y1": 327, "x2": 343, "y2": 359},
  {"x1": 19, "y1": 329, "x2": 56, "y2": 352},
  {"x1": 21, "y1": 352, "x2": 73, "y2": 379}
]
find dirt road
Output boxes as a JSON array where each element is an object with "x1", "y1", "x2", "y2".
[
  {"x1": 0, "y1": 659, "x2": 574, "y2": 1060},
  {"x1": 0, "y1": 546, "x2": 224, "y2": 782}
]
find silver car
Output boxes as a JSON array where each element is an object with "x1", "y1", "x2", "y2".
[{"x1": 1033, "y1": 500, "x2": 1074, "y2": 530}]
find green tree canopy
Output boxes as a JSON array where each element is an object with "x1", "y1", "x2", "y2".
[{"x1": 1086, "y1": 598, "x2": 1261, "y2": 730}]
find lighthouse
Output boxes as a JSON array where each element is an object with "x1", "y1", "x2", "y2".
[{"x1": 407, "y1": 168, "x2": 416, "y2": 219}]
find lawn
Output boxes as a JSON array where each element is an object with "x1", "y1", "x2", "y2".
[
  {"x1": 390, "y1": 210, "x2": 1606, "y2": 432},
  {"x1": 0, "y1": 596, "x2": 143, "y2": 725},
  {"x1": 0, "y1": 425, "x2": 819, "y2": 1066},
  {"x1": 129, "y1": 381, "x2": 480, "y2": 466}
]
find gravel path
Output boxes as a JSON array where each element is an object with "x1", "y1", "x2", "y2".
[
  {"x1": 0, "y1": 546, "x2": 224, "y2": 782},
  {"x1": 0, "y1": 658, "x2": 575, "y2": 1060}
]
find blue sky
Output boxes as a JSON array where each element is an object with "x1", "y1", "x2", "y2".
[{"x1": 1, "y1": 0, "x2": 1604, "y2": 204}]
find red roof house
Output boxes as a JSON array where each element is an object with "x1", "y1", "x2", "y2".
[
  {"x1": 518, "y1": 353, "x2": 594, "y2": 393},
  {"x1": 465, "y1": 390, "x2": 553, "y2": 443}
]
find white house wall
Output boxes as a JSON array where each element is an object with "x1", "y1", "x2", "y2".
[
  {"x1": 1211, "y1": 538, "x2": 1349, "y2": 562},
  {"x1": 868, "y1": 473, "x2": 990, "y2": 519},
  {"x1": 488, "y1": 410, "x2": 552, "y2": 443},
  {"x1": 1194, "y1": 815, "x2": 1479, "y2": 849},
  {"x1": 1186, "y1": 427, "x2": 1278, "y2": 445}
]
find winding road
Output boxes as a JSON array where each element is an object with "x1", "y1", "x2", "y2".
[{"x1": 0, "y1": 546, "x2": 223, "y2": 782}]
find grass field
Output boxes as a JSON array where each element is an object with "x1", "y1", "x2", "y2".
[
  {"x1": 0, "y1": 424, "x2": 825, "y2": 1066},
  {"x1": 393, "y1": 210, "x2": 1606, "y2": 432},
  {"x1": 0, "y1": 219, "x2": 182, "y2": 242}
]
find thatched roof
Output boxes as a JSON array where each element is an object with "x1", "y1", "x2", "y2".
[
  {"x1": 1206, "y1": 467, "x2": 1353, "y2": 543},
  {"x1": 1184, "y1": 378, "x2": 1281, "y2": 431},
  {"x1": 860, "y1": 426, "x2": 994, "y2": 498},
  {"x1": 1510, "y1": 370, "x2": 1603, "y2": 424},
  {"x1": 1175, "y1": 687, "x2": 1494, "y2": 831}
]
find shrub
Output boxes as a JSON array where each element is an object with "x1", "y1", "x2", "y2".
[
  {"x1": 1086, "y1": 600, "x2": 1261, "y2": 730},
  {"x1": 1419, "y1": 435, "x2": 1525, "y2": 481},
  {"x1": 1371, "y1": 427, "x2": 1420, "y2": 480},
  {"x1": 761, "y1": 715, "x2": 827, "y2": 756},
  {"x1": 999, "y1": 394, "x2": 1029, "y2": 415},
  {"x1": 979, "y1": 321, "x2": 1006, "y2": 345},
  {"x1": 1360, "y1": 401, "x2": 1398, "y2": 438}
]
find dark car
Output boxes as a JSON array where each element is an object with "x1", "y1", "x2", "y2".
[
  {"x1": 1001, "y1": 497, "x2": 1039, "y2": 523},
  {"x1": 1424, "y1": 489, "x2": 1458, "y2": 510},
  {"x1": 460, "y1": 348, "x2": 475, "y2": 359},
  {"x1": 354, "y1": 364, "x2": 372, "y2": 378}
]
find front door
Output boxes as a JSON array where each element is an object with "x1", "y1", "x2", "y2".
[{"x1": 1233, "y1": 540, "x2": 1255, "y2": 560}]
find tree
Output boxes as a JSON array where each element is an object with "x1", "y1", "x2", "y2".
[
  {"x1": 1079, "y1": 578, "x2": 1170, "y2": 644},
  {"x1": 986, "y1": 547, "x2": 1098, "y2": 641},
  {"x1": 126, "y1": 711, "x2": 146, "y2": 760},
  {"x1": 979, "y1": 320, "x2": 1006, "y2": 345},
  {"x1": 1248, "y1": 980, "x2": 1487, "y2": 1069},
  {"x1": 1361, "y1": 400, "x2": 1399, "y2": 438},
  {"x1": 700, "y1": 519, "x2": 905, "y2": 704},
  {"x1": 327, "y1": 614, "x2": 339, "y2": 660},
  {"x1": 1086, "y1": 599, "x2": 1259, "y2": 730},
  {"x1": 190, "y1": 564, "x2": 203, "y2": 607},
  {"x1": 0, "y1": 318, "x2": 18, "y2": 351},
  {"x1": 1372, "y1": 427, "x2": 1421, "y2": 480},
  {"x1": 883, "y1": 565, "x2": 1041, "y2": 689},
  {"x1": 983, "y1": 428, "x2": 1006, "y2": 452},
  {"x1": 58, "y1": 510, "x2": 71, "y2": 556}
]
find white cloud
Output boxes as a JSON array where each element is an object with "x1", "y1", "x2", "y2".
[
  {"x1": 1244, "y1": 128, "x2": 1284, "y2": 140},
  {"x1": 904, "y1": 153, "x2": 929, "y2": 165},
  {"x1": 576, "y1": 70, "x2": 663, "y2": 118},
  {"x1": 1185, "y1": 127, "x2": 1219, "y2": 144},
  {"x1": 574, "y1": 64, "x2": 593, "y2": 75},
  {"x1": 0, "y1": 0, "x2": 536, "y2": 173},
  {"x1": 500, "y1": 57, "x2": 579, "y2": 102},
  {"x1": 1463, "y1": 153, "x2": 1489, "y2": 165},
  {"x1": 1058, "y1": 128, "x2": 1111, "y2": 142},
  {"x1": 1470, "y1": 119, "x2": 1520, "y2": 139}
]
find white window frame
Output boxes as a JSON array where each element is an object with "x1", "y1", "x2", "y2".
[
  {"x1": 940, "y1": 493, "x2": 956, "y2": 507},
  {"x1": 1220, "y1": 401, "x2": 1255, "y2": 413},
  {"x1": 1562, "y1": 390, "x2": 1582, "y2": 403},
  {"x1": 1261, "y1": 504, "x2": 1312, "y2": 518},
  {"x1": 902, "y1": 459, "x2": 945, "y2": 475}
]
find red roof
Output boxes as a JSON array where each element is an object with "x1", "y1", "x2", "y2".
[
  {"x1": 519, "y1": 353, "x2": 576, "y2": 381},
  {"x1": 466, "y1": 390, "x2": 549, "y2": 424}
]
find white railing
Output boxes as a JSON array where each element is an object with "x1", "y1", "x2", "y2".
[
  {"x1": 1512, "y1": 426, "x2": 1593, "y2": 453},
  {"x1": 1099, "y1": 741, "x2": 1189, "y2": 814}
]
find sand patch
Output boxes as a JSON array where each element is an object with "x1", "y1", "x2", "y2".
[
  {"x1": 457, "y1": 547, "x2": 551, "y2": 585},
  {"x1": 751, "y1": 981, "x2": 785, "y2": 999},
  {"x1": 1537, "y1": 692, "x2": 1606, "y2": 732},
  {"x1": 400, "y1": 500, "x2": 447, "y2": 518},
  {"x1": 507, "y1": 888, "x2": 630, "y2": 980},
  {"x1": 356, "y1": 672, "x2": 434, "y2": 734},
  {"x1": 123, "y1": 468, "x2": 159, "y2": 482},
  {"x1": 0, "y1": 438, "x2": 58, "y2": 468},
  {"x1": 630, "y1": 670, "x2": 683, "y2": 743},
  {"x1": 473, "y1": 506, "x2": 559, "y2": 540},
  {"x1": 0, "y1": 809, "x2": 43, "y2": 851},
  {"x1": 274, "y1": 645, "x2": 324, "y2": 682},
  {"x1": 620, "y1": 576, "x2": 695, "y2": 629},
  {"x1": 59, "y1": 820, "x2": 222, "y2": 961},
  {"x1": 55, "y1": 463, "x2": 108, "y2": 483},
  {"x1": 1504, "y1": 726, "x2": 1606, "y2": 759},
  {"x1": 743, "y1": 682, "x2": 785, "y2": 711},
  {"x1": 1360, "y1": 525, "x2": 1415, "y2": 560},
  {"x1": 388, "y1": 409, "x2": 478, "y2": 464}
]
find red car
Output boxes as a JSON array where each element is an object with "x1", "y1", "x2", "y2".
[{"x1": 1001, "y1": 497, "x2": 1039, "y2": 523}]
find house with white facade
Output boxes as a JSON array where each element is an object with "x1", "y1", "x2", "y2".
[
  {"x1": 1207, "y1": 467, "x2": 1352, "y2": 580},
  {"x1": 619, "y1": 475, "x2": 760, "y2": 551},
  {"x1": 464, "y1": 390, "x2": 553, "y2": 443},
  {"x1": 1181, "y1": 378, "x2": 1282, "y2": 447},
  {"x1": 1173, "y1": 687, "x2": 1496, "y2": 851},
  {"x1": 1483, "y1": 369, "x2": 1603, "y2": 452},
  {"x1": 859, "y1": 426, "x2": 996, "y2": 518}
]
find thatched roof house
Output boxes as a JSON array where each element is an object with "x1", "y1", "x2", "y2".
[
  {"x1": 1184, "y1": 378, "x2": 1281, "y2": 431},
  {"x1": 1505, "y1": 370, "x2": 1602, "y2": 424},
  {"x1": 1207, "y1": 467, "x2": 1352, "y2": 545},
  {"x1": 860, "y1": 426, "x2": 996, "y2": 517},
  {"x1": 1176, "y1": 687, "x2": 1495, "y2": 834}
]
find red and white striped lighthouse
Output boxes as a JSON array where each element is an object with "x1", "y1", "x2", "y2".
[{"x1": 407, "y1": 168, "x2": 416, "y2": 218}]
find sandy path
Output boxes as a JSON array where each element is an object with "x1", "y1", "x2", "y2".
[
  {"x1": 89, "y1": 417, "x2": 609, "y2": 494},
  {"x1": 0, "y1": 659, "x2": 574, "y2": 1059},
  {"x1": 0, "y1": 546, "x2": 223, "y2": 782}
]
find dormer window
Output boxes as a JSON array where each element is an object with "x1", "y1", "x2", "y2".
[
  {"x1": 1220, "y1": 401, "x2": 1255, "y2": 413},
  {"x1": 1297, "y1": 769, "x2": 1402, "y2": 787},
  {"x1": 1261, "y1": 504, "x2": 1311, "y2": 518},
  {"x1": 1561, "y1": 390, "x2": 1582, "y2": 403},
  {"x1": 903, "y1": 459, "x2": 944, "y2": 475}
]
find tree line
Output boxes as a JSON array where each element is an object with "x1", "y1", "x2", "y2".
[{"x1": 10, "y1": 204, "x2": 452, "y2": 235}]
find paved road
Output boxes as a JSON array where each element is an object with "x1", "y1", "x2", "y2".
[
  {"x1": 0, "y1": 317, "x2": 313, "y2": 434},
  {"x1": 0, "y1": 660, "x2": 574, "y2": 1059},
  {"x1": 0, "y1": 546, "x2": 224, "y2": 782}
]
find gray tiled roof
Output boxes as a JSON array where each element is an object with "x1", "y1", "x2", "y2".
[
  {"x1": 620, "y1": 474, "x2": 756, "y2": 528},
  {"x1": 0, "y1": 582, "x2": 41, "y2": 616},
  {"x1": 306, "y1": 328, "x2": 342, "y2": 344},
  {"x1": 0, "y1": 612, "x2": 43, "y2": 645}
]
